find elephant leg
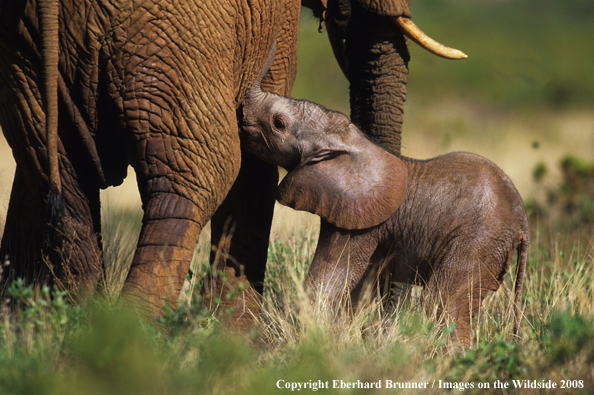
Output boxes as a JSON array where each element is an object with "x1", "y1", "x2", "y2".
[
  {"x1": 307, "y1": 220, "x2": 378, "y2": 310},
  {"x1": 0, "y1": 39, "x2": 104, "y2": 295},
  {"x1": 120, "y1": 127, "x2": 242, "y2": 315},
  {"x1": 56, "y1": 154, "x2": 104, "y2": 296},
  {"x1": 0, "y1": 160, "x2": 103, "y2": 296},
  {"x1": 422, "y1": 267, "x2": 488, "y2": 348},
  {"x1": 210, "y1": 152, "x2": 278, "y2": 293},
  {"x1": 1, "y1": 168, "x2": 47, "y2": 285},
  {"x1": 123, "y1": 192, "x2": 207, "y2": 314},
  {"x1": 451, "y1": 263, "x2": 503, "y2": 347},
  {"x1": 421, "y1": 276, "x2": 459, "y2": 343},
  {"x1": 203, "y1": 153, "x2": 276, "y2": 331},
  {"x1": 444, "y1": 284, "x2": 487, "y2": 348},
  {"x1": 344, "y1": 5, "x2": 410, "y2": 155}
]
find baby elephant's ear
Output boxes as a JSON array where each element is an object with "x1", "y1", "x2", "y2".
[{"x1": 277, "y1": 138, "x2": 408, "y2": 230}]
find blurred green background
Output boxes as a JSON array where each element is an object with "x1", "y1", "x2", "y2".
[
  {"x1": 291, "y1": 0, "x2": 594, "y2": 218},
  {"x1": 294, "y1": 0, "x2": 594, "y2": 111}
]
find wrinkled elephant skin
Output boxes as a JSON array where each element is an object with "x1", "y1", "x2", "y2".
[
  {"x1": 0, "y1": 0, "x2": 301, "y2": 315},
  {"x1": 0, "y1": 0, "x2": 457, "y2": 323},
  {"x1": 239, "y1": 84, "x2": 529, "y2": 347},
  {"x1": 325, "y1": 0, "x2": 412, "y2": 155}
]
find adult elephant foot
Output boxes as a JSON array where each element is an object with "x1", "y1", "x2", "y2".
[
  {"x1": 0, "y1": 161, "x2": 104, "y2": 299},
  {"x1": 203, "y1": 266, "x2": 262, "y2": 334},
  {"x1": 121, "y1": 193, "x2": 205, "y2": 315},
  {"x1": 121, "y1": 189, "x2": 266, "y2": 332},
  {"x1": 204, "y1": 152, "x2": 277, "y2": 331}
]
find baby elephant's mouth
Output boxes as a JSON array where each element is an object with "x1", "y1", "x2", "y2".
[{"x1": 238, "y1": 127, "x2": 259, "y2": 138}]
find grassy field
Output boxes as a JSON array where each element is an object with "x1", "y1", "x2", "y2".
[
  {"x1": 1, "y1": 0, "x2": 594, "y2": 393},
  {"x1": 1, "y1": 215, "x2": 593, "y2": 394}
]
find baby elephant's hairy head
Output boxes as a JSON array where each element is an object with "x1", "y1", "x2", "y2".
[{"x1": 240, "y1": 90, "x2": 352, "y2": 172}]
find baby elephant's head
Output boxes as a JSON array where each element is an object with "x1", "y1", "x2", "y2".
[
  {"x1": 240, "y1": 87, "x2": 353, "y2": 173},
  {"x1": 239, "y1": 45, "x2": 408, "y2": 230}
]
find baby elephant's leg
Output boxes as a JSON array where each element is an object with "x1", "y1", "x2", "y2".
[
  {"x1": 424, "y1": 260, "x2": 502, "y2": 347},
  {"x1": 449, "y1": 284, "x2": 485, "y2": 348},
  {"x1": 306, "y1": 220, "x2": 379, "y2": 311},
  {"x1": 421, "y1": 275, "x2": 464, "y2": 342},
  {"x1": 422, "y1": 281, "x2": 476, "y2": 346}
]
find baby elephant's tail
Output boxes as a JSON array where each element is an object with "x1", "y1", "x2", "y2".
[{"x1": 513, "y1": 234, "x2": 529, "y2": 338}]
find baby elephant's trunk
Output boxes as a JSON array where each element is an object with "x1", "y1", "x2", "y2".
[{"x1": 245, "y1": 41, "x2": 277, "y2": 104}]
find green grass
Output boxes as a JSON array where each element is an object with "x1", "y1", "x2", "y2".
[{"x1": 1, "y1": 217, "x2": 594, "y2": 394}]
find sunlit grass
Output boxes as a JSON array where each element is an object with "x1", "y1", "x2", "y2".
[{"x1": 1, "y1": 213, "x2": 593, "y2": 394}]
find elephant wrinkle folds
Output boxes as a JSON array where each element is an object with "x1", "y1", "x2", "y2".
[{"x1": 0, "y1": 0, "x2": 304, "y2": 320}]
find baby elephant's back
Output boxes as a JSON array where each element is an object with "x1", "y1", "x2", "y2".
[
  {"x1": 400, "y1": 152, "x2": 528, "y2": 268},
  {"x1": 444, "y1": 152, "x2": 525, "y2": 229},
  {"x1": 420, "y1": 152, "x2": 526, "y2": 228}
]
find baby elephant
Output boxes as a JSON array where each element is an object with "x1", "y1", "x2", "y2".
[{"x1": 240, "y1": 65, "x2": 528, "y2": 347}]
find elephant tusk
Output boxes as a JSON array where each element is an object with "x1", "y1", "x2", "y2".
[{"x1": 394, "y1": 16, "x2": 467, "y2": 60}]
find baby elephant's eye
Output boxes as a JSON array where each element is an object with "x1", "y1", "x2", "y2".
[{"x1": 272, "y1": 114, "x2": 287, "y2": 130}]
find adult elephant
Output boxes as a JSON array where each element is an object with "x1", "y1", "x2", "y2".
[
  {"x1": 0, "y1": 0, "x2": 301, "y2": 314},
  {"x1": 306, "y1": 0, "x2": 466, "y2": 155},
  {"x1": 0, "y1": 0, "x2": 463, "y2": 316}
]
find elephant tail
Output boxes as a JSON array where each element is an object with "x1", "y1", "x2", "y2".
[
  {"x1": 513, "y1": 233, "x2": 528, "y2": 338},
  {"x1": 38, "y1": 0, "x2": 61, "y2": 195},
  {"x1": 37, "y1": 0, "x2": 65, "y2": 247}
]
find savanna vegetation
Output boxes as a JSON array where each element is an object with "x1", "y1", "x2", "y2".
[
  {"x1": 1, "y1": 210, "x2": 594, "y2": 394},
  {"x1": 1, "y1": 0, "x2": 594, "y2": 393}
]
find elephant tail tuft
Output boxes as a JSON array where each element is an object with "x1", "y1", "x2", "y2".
[{"x1": 43, "y1": 185, "x2": 65, "y2": 252}]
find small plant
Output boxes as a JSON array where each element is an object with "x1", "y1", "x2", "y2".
[
  {"x1": 539, "y1": 310, "x2": 594, "y2": 365},
  {"x1": 445, "y1": 334, "x2": 528, "y2": 385},
  {"x1": 263, "y1": 230, "x2": 316, "y2": 306},
  {"x1": 528, "y1": 154, "x2": 594, "y2": 226},
  {"x1": 0, "y1": 219, "x2": 594, "y2": 394},
  {"x1": 3, "y1": 279, "x2": 83, "y2": 343}
]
